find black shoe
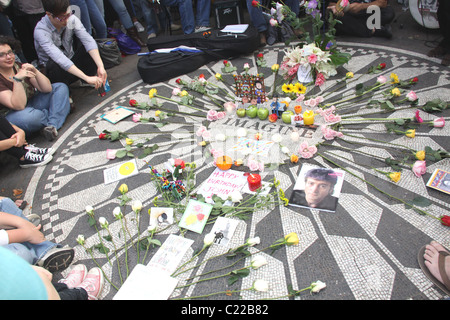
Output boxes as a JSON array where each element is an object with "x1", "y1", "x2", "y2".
[
  {"x1": 43, "y1": 126, "x2": 58, "y2": 141},
  {"x1": 19, "y1": 151, "x2": 53, "y2": 168},
  {"x1": 24, "y1": 144, "x2": 55, "y2": 156},
  {"x1": 37, "y1": 247, "x2": 75, "y2": 273},
  {"x1": 373, "y1": 25, "x2": 392, "y2": 39}
]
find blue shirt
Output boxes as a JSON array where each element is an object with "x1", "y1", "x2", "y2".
[{"x1": 34, "y1": 14, "x2": 98, "y2": 71}]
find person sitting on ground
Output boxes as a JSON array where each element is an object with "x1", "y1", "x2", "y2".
[
  {"x1": 0, "y1": 116, "x2": 53, "y2": 168},
  {"x1": 34, "y1": 0, "x2": 107, "y2": 90},
  {"x1": 0, "y1": 36, "x2": 70, "y2": 141},
  {"x1": 327, "y1": 0, "x2": 395, "y2": 39},
  {"x1": 419, "y1": 241, "x2": 450, "y2": 296},
  {"x1": 0, "y1": 196, "x2": 74, "y2": 272},
  {"x1": 427, "y1": 0, "x2": 450, "y2": 66},
  {"x1": 0, "y1": 247, "x2": 104, "y2": 300}
]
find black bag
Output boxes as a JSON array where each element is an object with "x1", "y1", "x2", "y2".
[
  {"x1": 137, "y1": 26, "x2": 260, "y2": 84},
  {"x1": 96, "y1": 38, "x2": 122, "y2": 69}
]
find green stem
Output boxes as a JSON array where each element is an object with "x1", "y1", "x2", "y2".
[
  {"x1": 172, "y1": 287, "x2": 253, "y2": 300},
  {"x1": 81, "y1": 245, "x2": 119, "y2": 291},
  {"x1": 175, "y1": 266, "x2": 250, "y2": 290},
  {"x1": 106, "y1": 228, "x2": 123, "y2": 284},
  {"x1": 323, "y1": 82, "x2": 386, "y2": 108}
]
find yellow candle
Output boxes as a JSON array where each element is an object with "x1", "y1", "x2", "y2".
[{"x1": 303, "y1": 110, "x2": 315, "y2": 125}]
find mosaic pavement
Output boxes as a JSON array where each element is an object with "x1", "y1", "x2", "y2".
[{"x1": 24, "y1": 41, "x2": 449, "y2": 300}]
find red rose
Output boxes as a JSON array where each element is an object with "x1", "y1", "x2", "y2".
[
  {"x1": 199, "y1": 73, "x2": 205, "y2": 79},
  {"x1": 99, "y1": 133, "x2": 107, "y2": 140},
  {"x1": 176, "y1": 78, "x2": 182, "y2": 84},
  {"x1": 129, "y1": 99, "x2": 137, "y2": 107},
  {"x1": 257, "y1": 53, "x2": 264, "y2": 59},
  {"x1": 440, "y1": 215, "x2": 450, "y2": 227},
  {"x1": 379, "y1": 63, "x2": 386, "y2": 69},
  {"x1": 223, "y1": 60, "x2": 228, "y2": 65},
  {"x1": 251, "y1": 0, "x2": 259, "y2": 7},
  {"x1": 411, "y1": 77, "x2": 419, "y2": 83}
]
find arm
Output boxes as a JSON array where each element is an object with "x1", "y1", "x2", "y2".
[
  {"x1": 88, "y1": 48, "x2": 107, "y2": 86},
  {"x1": 0, "y1": 211, "x2": 45, "y2": 244},
  {"x1": 347, "y1": 0, "x2": 388, "y2": 14},
  {"x1": 23, "y1": 63, "x2": 52, "y2": 93}
]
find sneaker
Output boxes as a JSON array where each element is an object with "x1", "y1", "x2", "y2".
[
  {"x1": 58, "y1": 264, "x2": 88, "y2": 289},
  {"x1": 194, "y1": 26, "x2": 211, "y2": 33},
  {"x1": 43, "y1": 126, "x2": 58, "y2": 141},
  {"x1": 171, "y1": 23, "x2": 181, "y2": 31},
  {"x1": 77, "y1": 267, "x2": 104, "y2": 300},
  {"x1": 19, "y1": 151, "x2": 53, "y2": 168},
  {"x1": 134, "y1": 20, "x2": 145, "y2": 32},
  {"x1": 24, "y1": 144, "x2": 55, "y2": 156},
  {"x1": 25, "y1": 213, "x2": 41, "y2": 227},
  {"x1": 37, "y1": 247, "x2": 75, "y2": 272},
  {"x1": 147, "y1": 32, "x2": 156, "y2": 39}
]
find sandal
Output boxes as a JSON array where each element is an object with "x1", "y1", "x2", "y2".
[{"x1": 418, "y1": 245, "x2": 450, "y2": 295}]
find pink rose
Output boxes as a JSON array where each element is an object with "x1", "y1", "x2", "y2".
[
  {"x1": 132, "y1": 113, "x2": 142, "y2": 123},
  {"x1": 201, "y1": 130, "x2": 211, "y2": 140},
  {"x1": 106, "y1": 149, "x2": 117, "y2": 160},
  {"x1": 341, "y1": 0, "x2": 349, "y2": 6},
  {"x1": 324, "y1": 113, "x2": 342, "y2": 123},
  {"x1": 412, "y1": 160, "x2": 426, "y2": 177},
  {"x1": 406, "y1": 91, "x2": 418, "y2": 102},
  {"x1": 217, "y1": 111, "x2": 226, "y2": 120},
  {"x1": 172, "y1": 88, "x2": 181, "y2": 96},
  {"x1": 433, "y1": 117, "x2": 445, "y2": 128},
  {"x1": 377, "y1": 75, "x2": 387, "y2": 84},
  {"x1": 269, "y1": 18, "x2": 278, "y2": 27},
  {"x1": 321, "y1": 125, "x2": 343, "y2": 140},
  {"x1": 298, "y1": 141, "x2": 317, "y2": 159}
]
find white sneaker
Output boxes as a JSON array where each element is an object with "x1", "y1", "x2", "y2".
[
  {"x1": 171, "y1": 23, "x2": 181, "y2": 31},
  {"x1": 194, "y1": 26, "x2": 211, "y2": 33},
  {"x1": 147, "y1": 33, "x2": 156, "y2": 39},
  {"x1": 134, "y1": 20, "x2": 145, "y2": 32}
]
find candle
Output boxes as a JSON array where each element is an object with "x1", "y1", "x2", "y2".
[
  {"x1": 294, "y1": 105, "x2": 302, "y2": 115},
  {"x1": 247, "y1": 173, "x2": 262, "y2": 191},
  {"x1": 303, "y1": 110, "x2": 315, "y2": 125},
  {"x1": 216, "y1": 155, "x2": 233, "y2": 171}
]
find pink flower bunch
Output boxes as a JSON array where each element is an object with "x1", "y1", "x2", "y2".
[
  {"x1": 196, "y1": 125, "x2": 211, "y2": 140},
  {"x1": 303, "y1": 96, "x2": 324, "y2": 108},
  {"x1": 132, "y1": 113, "x2": 142, "y2": 123},
  {"x1": 321, "y1": 125, "x2": 343, "y2": 140},
  {"x1": 207, "y1": 109, "x2": 226, "y2": 121},
  {"x1": 412, "y1": 160, "x2": 426, "y2": 177},
  {"x1": 298, "y1": 141, "x2": 317, "y2": 159},
  {"x1": 247, "y1": 158, "x2": 264, "y2": 172},
  {"x1": 317, "y1": 106, "x2": 341, "y2": 123},
  {"x1": 211, "y1": 148, "x2": 224, "y2": 160},
  {"x1": 315, "y1": 72, "x2": 326, "y2": 86}
]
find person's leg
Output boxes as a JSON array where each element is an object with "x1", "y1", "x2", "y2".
[
  {"x1": 86, "y1": 0, "x2": 108, "y2": 38},
  {"x1": 162, "y1": 0, "x2": 195, "y2": 34},
  {"x1": 54, "y1": 283, "x2": 89, "y2": 300},
  {"x1": 0, "y1": 123, "x2": 26, "y2": 159},
  {"x1": 139, "y1": 0, "x2": 159, "y2": 36},
  {"x1": 93, "y1": 0, "x2": 105, "y2": 17},
  {"x1": 108, "y1": 0, "x2": 146, "y2": 46},
  {"x1": 245, "y1": 0, "x2": 267, "y2": 44},
  {"x1": 195, "y1": 0, "x2": 211, "y2": 27},
  {"x1": 5, "y1": 107, "x2": 48, "y2": 135},
  {"x1": 70, "y1": 0, "x2": 93, "y2": 35},
  {"x1": 284, "y1": 0, "x2": 300, "y2": 16}
]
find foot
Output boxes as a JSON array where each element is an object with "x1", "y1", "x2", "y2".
[
  {"x1": 147, "y1": 33, "x2": 156, "y2": 39},
  {"x1": 19, "y1": 151, "x2": 53, "y2": 168},
  {"x1": 133, "y1": 20, "x2": 145, "y2": 33},
  {"x1": 427, "y1": 46, "x2": 446, "y2": 57},
  {"x1": 37, "y1": 247, "x2": 75, "y2": 272},
  {"x1": 423, "y1": 241, "x2": 450, "y2": 290},
  {"x1": 171, "y1": 23, "x2": 181, "y2": 31},
  {"x1": 76, "y1": 267, "x2": 104, "y2": 300},
  {"x1": 58, "y1": 264, "x2": 88, "y2": 289},
  {"x1": 441, "y1": 53, "x2": 450, "y2": 66},
  {"x1": 25, "y1": 213, "x2": 41, "y2": 227},
  {"x1": 43, "y1": 126, "x2": 58, "y2": 141},
  {"x1": 194, "y1": 26, "x2": 211, "y2": 33},
  {"x1": 24, "y1": 144, "x2": 55, "y2": 156}
]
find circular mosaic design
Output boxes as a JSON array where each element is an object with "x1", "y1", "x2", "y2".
[{"x1": 27, "y1": 42, "x2": 449, "y2": 300}]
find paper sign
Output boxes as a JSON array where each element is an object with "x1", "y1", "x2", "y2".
[
  {"x1": 197, "y1": 168, "x2": 248, "y2": 201},
  {"x1": 103, "y1": 159, "x2": 139, "y2": 184},
  {"x1": 113, "y1": 264, "x2": 178, "y2": 300},
  {"x1": 426, "y1": 168, "x2": 450, "y2": 195},
  {"x1": 101, "y1": 106, "x2": 134, "y2": 124},
  {"x1": 178, "y1": 199, "x2": 213, "y2": 234},
  {"x1": 147, "y1": 234, "x2": 194, "y2": 274},
  {"x1": 210, "y1": 217, "x2": 239, "y2": 247},
  {"x1": 229, "y1": 137, "x2": 275, "y2": 157}
]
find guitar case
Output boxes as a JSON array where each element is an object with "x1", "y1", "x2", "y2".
[{"x1": 137, "y1": 26, "x2": 260, "y2": 84}]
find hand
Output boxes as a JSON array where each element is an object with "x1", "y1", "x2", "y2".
[
  {"x1": 21, "y1": 223, "x2": 46, "y2": 244},
  {"x1": 97, "y1": 66, "x2": 107, "y2": 86},
  {"x1": 11, "y1": 130, "x2": 26, "y2": 147},
  {"x1": 15, "y1": 64, "x2": 37, "y2": 80},
  {"x1": 85, "y1": 76, "x2": 103, "y2": 90}
]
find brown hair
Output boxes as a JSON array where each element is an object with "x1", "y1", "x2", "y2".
[{"x1": 41, "y1": 0, "x2": 70, "y2": 16}]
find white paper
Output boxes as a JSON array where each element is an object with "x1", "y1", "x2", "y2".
[
  {"x1": 103, "y1": 159, "x2": 139, "y2": 184},
  {"x1": 221, "y1": 24, "x2": 249, "y2": 33},
  {"x1": 210, "y1": 217, "x2": 239, "y2": 247},
  {"x1": 197, "y1": 168, "x2": 248, "y2": 202},
  {"x1": 113, "y1": 264, "x2": 178, "y2": 300}
]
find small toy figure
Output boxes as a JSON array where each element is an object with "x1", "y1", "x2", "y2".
[{"x1": 271, "y1": 94, "x2": 284, "y2": 117}]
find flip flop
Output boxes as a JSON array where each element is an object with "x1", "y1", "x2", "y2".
[{"x1": 418, "y1": 245, "x2": 450, "y2": 296}]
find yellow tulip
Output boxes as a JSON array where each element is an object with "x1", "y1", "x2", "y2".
[
  {"x1": 415, "y1": 150, "x2": 425, "y2": 160},
  {"x1": 405, "y1": 129, "x2": 416, "y2": 138},
  {"x1": 149, "y1": 88, "x2": 157, "y2": 98},
  {"x1": 284, "y1": 232, "x2": 299, "y2": 246},
  {"x1": 390, "y1": 73, "x2": 399, "y2": 84},
  {"x1": 388, "y1": 172, "x2": 401, "y2": 183}
]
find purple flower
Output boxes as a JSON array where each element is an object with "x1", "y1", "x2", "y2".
[{"x1": 308, "y1": 0, "x2": 318, "y2": 9}]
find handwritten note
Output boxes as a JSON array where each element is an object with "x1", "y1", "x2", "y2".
[{"x1": 197, "y1": 168, "x2": 247, "y2": 201}]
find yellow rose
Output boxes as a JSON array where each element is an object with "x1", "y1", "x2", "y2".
[
  {"x1": 118, "y1": 184, "x2": 128, "y2": 194},
  {"x1": 180, "y1": 90, "x2": 188, "y2": 97},
  {"x1": 405, "y1": 129, "x2": 416, "y2": 138},
  {"x1": 388, "y1": 172, "x2": 401, "y2": 183},
  {"x1": 415, "y1": 150, "x2": 425, "y2": 160},
  {"x1": 215, "y1": 73, "x2": 223, "y2": 80},
  {"x1": 149, "y1": 88, "x2": 157, "y2": 98},
  {"x1": 346, "y1": 72, "x2": 354, "y2": 78},
  {"x1": 391, "y1": 88, "x2": 401, "y2": 96},
  {"x1": 125, "y1": 138, "x2": 134, "y2": 145},
  {"x1": 271, "y1": 64, "x2": 280, "y2": 72},
  {"x1": 284, "y1": 232, "x2": 299, "y2": 246},
  {"x1": 155, "y1": 110, "x2": 161, "y2": 117}
]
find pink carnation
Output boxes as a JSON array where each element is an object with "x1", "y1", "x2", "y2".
[
  {"x1": 315, "y1": 73, "x2": 325, "y2": 86},
  {"x1": 296, "y1": 94, "x2": 305, "y2": 102},
  {"x1": 207, "y1": 109, "x2": 219, "y2": 121},
  {"x1": 323, "y1": 113, "x2": 342, "y2": 123},
  {"x1": 321, "y1": 125, "x2": 343, "y2": 140},
  {"x1": 216, "y1": 111, "x2": 226, "y2": 120}
]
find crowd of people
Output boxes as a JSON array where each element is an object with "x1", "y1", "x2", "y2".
[{"x1": 0, "y1": 0, "x2": 449, "y2": 300}]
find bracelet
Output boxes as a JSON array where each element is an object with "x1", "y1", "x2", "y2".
[{"x1": 12, "y1": 76, "x2": 23, "y2": 82}]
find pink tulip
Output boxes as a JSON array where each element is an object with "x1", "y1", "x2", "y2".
[
  {"x1": 412, "y1": 160, "x2": 426, "y2": 177},
  {"x1": 433, "y1": 117, "x2": 445, "y2": 128}
]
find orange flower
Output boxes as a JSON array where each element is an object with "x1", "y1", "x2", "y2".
[{"x1": 290, "y1": 154, "x2": 299, "y2": 163}]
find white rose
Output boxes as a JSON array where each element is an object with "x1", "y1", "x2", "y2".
[
  {"x1": 281, "y1": 146, "x2": 290, "y2": 154},
  {"x1": 99, "y1": 217, "x2": 108, "y2": 228},
  {"x1": 246, "y1": 236, "x2": 260, "y2": 246},
  {"x1": 311, "y1": 280, "x2": 326, "y2": 293},
  {"x1": 132, "y1": 200, "x2": 143, "y2": 212},
  {"x1": 204, "y1": 233, "x2": 215, "y2": 247},
  {"x1": 252, "y1": 279, "x2": 269, "y2": 292},
  {"x1": 230, "y1": 190, "x2": 243, "y2": 203},
  {"x1": 85, "y1": 205, "x2": 94, "y2": 214},
  {"x1": 236, "y1": 128, "x2": 247, "y2": 137},
  {"x1": 113, "y1": 207, "x2": 123, "y2": 219},
  {"x1": 250, "y1": 256, "x2": 268, "y2": 269},
  {"x1": 272, "y1": 134, "x2": 282, "y2": 143}
]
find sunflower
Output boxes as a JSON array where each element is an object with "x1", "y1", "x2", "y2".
[
  {"x1": 282, "y1": 83, "x2": 294, "y2": 93},
  {"x1": 293, "y1": 83, "x2": 307, "y2": 94}
]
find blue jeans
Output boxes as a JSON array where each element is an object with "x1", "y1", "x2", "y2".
[
  {"x1": 0, "y1": 198, "x2": 57, "y2": 265},
  {"x1": 161, "y1": 0, "x2": 195, "y2": 34},
  {"x1": 6, "y1": 83, "x2": 71, "y2": 135},
  {"x1": 196, "y1": 0, "x2": 211, "y2": 27},
  {"x1": 107, "y1": 0, "x2": 134, "y2": 29},
  {"x1": 139, "y1": 0, "x2": 167, "y2": 35},
  {"x1": 70, "y1": 0, "x2": 108, "y2": 38}
]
